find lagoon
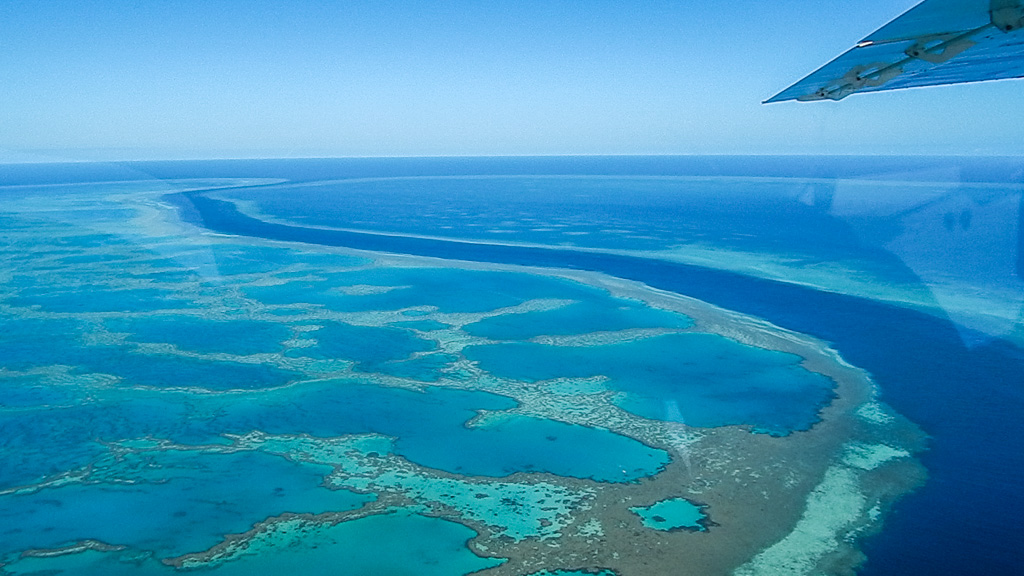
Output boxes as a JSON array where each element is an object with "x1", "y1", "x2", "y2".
[{"x1": 465, "y1": 333, "x2": 835, "y2": 435}]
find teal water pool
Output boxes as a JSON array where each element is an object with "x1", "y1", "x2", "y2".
[
  {"x1": 465, "y1": 333, "x2": 835, "y2": 435},
  {"x1": 630, "y1": 498, "x2": 708, "y2": 532}
]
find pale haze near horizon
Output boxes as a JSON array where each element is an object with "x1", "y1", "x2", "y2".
[{"x1": 2, "y1": 0, "x2": 1023, "y2": 163}]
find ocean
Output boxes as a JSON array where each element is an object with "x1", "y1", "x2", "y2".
[{"x1": 1, "y1": 156, "x2": 1020, "y2": 575}]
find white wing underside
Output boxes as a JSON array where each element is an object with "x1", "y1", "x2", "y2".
[{"x1": 766, "y1": 0, "x2": 1024, "y2": 102}]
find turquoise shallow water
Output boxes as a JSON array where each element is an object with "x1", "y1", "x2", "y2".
[
  {"x1": 244, "y1": 266, "x2": 623, "y2": 314},
  {"x1": 105, "y1": 316, "x2": 293, "y2": 356},
  {"x1": 2, "y1": 511, "x2": 502, "y2": 576},
  {"x1": 198, "y1": 244, "x2": 370, "y2": 276},
  {"x1": 288, "y1": 321, "x2": 436, "y2": 372},
  {"x1": 465, "y1": 333, "x2": 836, "y2": 435},
  {"x1": 0, "y1": 318, "x2": 293, "y2": 394},
  {"x1": 395, "y1": 411, "x2": 669, "y2": 481},
  {"x1": 389, "y1": 319, "x2": 451, "y2": 331},
  {"x1": 630, "y1": 498, "x2": 708, "y2": 532},
  {"x1": 9, "y1": 287, "x2": 195, "y2": 313},
  {"x1": 215, "y1": 382, "x2": 669, "y2": 481},
  {"x1": 0, "y1": 450, "x2": 373, "y2": 558},
  {"x1": 465, "y1": 297, "x2": 692, "y2": 340},
  {"x1": 375, "y1": 352, "x2": 459, "y2": 381},
  {"x1": 0, "y1": 374, "x2": 77, "y2": 407},
  {"x1": 81, "y1": 350, "x2": 300, "y2": 391},
  {"x1": 0, "y1": 376, "x2": 667, "y2": 492},
  {"x1": 0, "y1": 317, "x2": 295, "y2": 394}
]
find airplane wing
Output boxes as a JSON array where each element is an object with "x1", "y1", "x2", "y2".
[{"x1": 766, "y1": 0, "x2": 1024, "y2": 102}]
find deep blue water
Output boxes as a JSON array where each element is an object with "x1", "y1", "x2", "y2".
[
  {"x1": 215, "y1": 176, "x2": 865, "y2": 253},
  {"x1": 140, "y1": 156, "x2": 1024, "y2": 575}
]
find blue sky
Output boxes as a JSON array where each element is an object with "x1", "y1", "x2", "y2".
[{"x1": 2, "y1": 0, "x2": 1022, "y2": 161}]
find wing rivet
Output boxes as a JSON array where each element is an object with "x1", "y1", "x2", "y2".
[{"x1": 991, "y1": 0, "x2": 1024, "y2": 32}]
